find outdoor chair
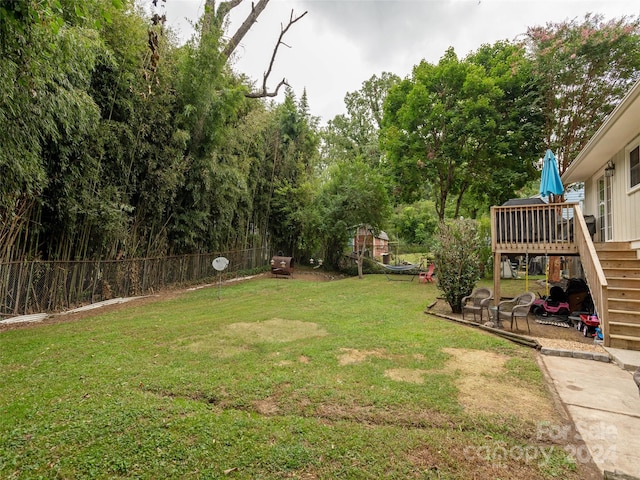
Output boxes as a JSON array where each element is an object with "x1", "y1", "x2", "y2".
[
  {"x1": 497, "y1": 292, "x2": 536, "y2": 333},
  {"x1": 419, "y1": 263, "x2": 435, "y2": 283},
  {"x1": 461, "y1": 288, "x2": 493, "y2": 323}
]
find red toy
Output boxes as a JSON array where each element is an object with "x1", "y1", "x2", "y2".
[{"x1": 577, "y1": 314, "x2": 600, "y2": 337}]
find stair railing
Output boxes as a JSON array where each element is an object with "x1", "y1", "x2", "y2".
[{"x1": 574, "y1": 207, "x2": 610, "y2": 346}]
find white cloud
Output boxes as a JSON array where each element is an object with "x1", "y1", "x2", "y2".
[{"x1": 159, "y1": 0, "x2": 640, "y2": 123}]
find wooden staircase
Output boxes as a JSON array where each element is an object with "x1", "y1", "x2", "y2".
[{"x1": 596, "y1": 242, "x2": 640, "y2": 351}]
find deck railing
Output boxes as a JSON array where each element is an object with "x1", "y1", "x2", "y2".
[
  {"x1": 491, "y1": 202, "x2": 609, "y2": 345},
  {"x1": 491, "y1": 202, "x2": 578, "y2": 255}
]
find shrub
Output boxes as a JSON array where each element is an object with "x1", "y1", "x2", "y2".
[{"x1": 433, "y1": 219, "x2": 482, "y2": 313}]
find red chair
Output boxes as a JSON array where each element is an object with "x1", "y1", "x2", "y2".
[{"x1": 419, "y1": 263, "x2": 435, "y2": 283}]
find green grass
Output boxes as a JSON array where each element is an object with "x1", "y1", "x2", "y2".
[
  {"x1": 477, "y1": 275, "x2": 548, "y2": 297},
  {"x1": 0, "y1": 274, "x2": 583, "y2": 479}
]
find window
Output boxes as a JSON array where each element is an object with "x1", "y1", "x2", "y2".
[
  {"x1": 598, "y1": 176, "x2": 613, "y2": 241},
  {"x1": 631, "y1": 145, "x2": 640, "y2": 189}
]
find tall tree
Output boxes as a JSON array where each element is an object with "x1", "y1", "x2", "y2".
[
  {"x1": 321, "y1": 73, "x2": 399, "y2": 169},
  {"x1": 381, "y1": 44, "x2": 543, "y2": 220},
  {"x1": 526, "y1": 14, "x2": 640, "y2": 173},
  {"x1": 168, "y1": 12, "x2": 248, "y2": 254},
  {"x1": 261, "y1": 88, "x2": 319, "y2": 257},
  {"x1": 313, "y1": 159, "x2": 390, "y2": 277},
  {"x1": 464, "y1": 41, "x2": 544, "y2": 213}
]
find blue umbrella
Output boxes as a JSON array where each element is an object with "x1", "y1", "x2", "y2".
[{"x1": 539, "y1": 149, "x2": 564, "y2": 198}]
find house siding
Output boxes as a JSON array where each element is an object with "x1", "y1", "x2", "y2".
[
  {"x1": 583, "y1": 147, "x2": 640, "y2": 243},
  {"x1": 353, "y1": 227, "x2": 389, "y2": 259}
]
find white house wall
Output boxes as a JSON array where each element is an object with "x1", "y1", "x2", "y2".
[{"x1": 584, "y1": 148, "x2": 640, "y2": 242}]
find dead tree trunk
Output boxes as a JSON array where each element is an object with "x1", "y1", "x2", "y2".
[{"x1": 202, "y1": 0, "x2": 307, "y2": 99}]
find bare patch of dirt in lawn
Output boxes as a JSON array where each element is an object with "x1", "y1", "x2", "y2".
[
  {"x1": 253, "y1": 397, "x2": 279, "y2": 416},
  {"x1": 337, "y1": 347, "x2": 390, "y2": 366},
  {"x1": 340, "y1": 346, "x2": 559, "y2": 430},
  {"x1": 442, "y1": 348, "x2": 558, "y2": 423},
  {"x1": 223, "y1": 318, "x2": 328, "y2": 343},
  {"x1": 185, "y1": 319, "x2": 327, "y2": 357},
  {"x1": 374, "y1": 347, "x2": 558, "y2": 424},
  {"x1": 384, "y1": 368, "x2": 430, "y2": 384}
]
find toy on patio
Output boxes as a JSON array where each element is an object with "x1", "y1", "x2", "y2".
[
  {"x1": 576, "y1": 314, "x2": 600, "y2": 338},
  {"x1": 533, "y1": 278, "x2": 593, "y2": 329},
  {"x1": 531, "y1": 285, "x2": 570, "y2": 317},
  {"x1": 594, "y1": 327, "x2": 604, "y2": 344}
]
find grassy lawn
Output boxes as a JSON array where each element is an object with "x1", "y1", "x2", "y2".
[{"x1": 0, "y1": 273, "x2": 586, "y2": 479}]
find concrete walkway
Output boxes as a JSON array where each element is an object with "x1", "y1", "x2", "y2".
[
  {"x1": 541, "y1": 350, "x2": 640, "y2": 479},
  {"x1": 0, "y1": 297, "x2": 144, "y2": 326}
]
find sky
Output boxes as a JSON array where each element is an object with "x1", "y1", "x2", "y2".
[{"x1": 158, "y1": 0, "x2": 640, "y2": 124}]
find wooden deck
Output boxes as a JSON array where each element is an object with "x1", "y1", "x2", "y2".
[
  {"x1": 491, "y1": 203, "x2": 612, "y2": 347},
  {"x1": 491, "y1": 202, "x2": 579, "y2": 256}
]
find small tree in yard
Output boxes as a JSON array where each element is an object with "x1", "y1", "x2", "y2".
[
  {"x1": 433, "y1": 219, "x2": 482, "y2": 314},
  {"x1": 313, "y1": 159, "x2": 390, "y2": 277}
]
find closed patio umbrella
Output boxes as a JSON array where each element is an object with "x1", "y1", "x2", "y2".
[
  {"x1": 539, "y1": 149, "x2": 564, "y2": 198},
  {"x1": 539, "y1": 149, "x2": 564, "y2": 298}
]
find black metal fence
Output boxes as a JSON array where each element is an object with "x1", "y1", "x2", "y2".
[{"x1": 0, "y1": 247, "x2": 270, "y2": 318}]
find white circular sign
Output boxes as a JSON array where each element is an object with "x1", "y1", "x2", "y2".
[{"x1": 212, "y1": 256, "x2": 229, "y2": 271}]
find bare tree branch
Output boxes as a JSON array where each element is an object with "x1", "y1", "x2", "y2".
[
  {"x1": 222, "y1": 0, "x2": 271, "y2": 58},
  {"x1": 216, "y1": 0, "x2": 243, "y2": 27},
  {"x1": 245, "y1": 78, "x2": 288, "y2": 98},
  {"x1": 202, "y1": 1, "x2": 307, "y2": 99},
  {"x1": 246, "y1": 9, "x2": 308, "y2": 98},
  {"x1": 202, "y1": 0, "x2": 245, "y2": 42}
]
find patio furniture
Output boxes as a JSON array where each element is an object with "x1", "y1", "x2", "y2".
[
  {"x1": 497, "y1": 292, "x2": 536, "y2": 333},
  {"x1": 419, "y1": 263, "x2": 435, "y2": 283},
  {"x1": 461, "y1": 288, "x2": 493, "y2": 323}
]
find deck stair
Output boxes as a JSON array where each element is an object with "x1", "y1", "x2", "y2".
[{"x1": 595, "y1": 242, "x2": 640, "y2": 351}]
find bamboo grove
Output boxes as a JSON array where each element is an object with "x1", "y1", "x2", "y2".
[{"x1": 1, "y1": 0, "x2": 320, "y2": 264}]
